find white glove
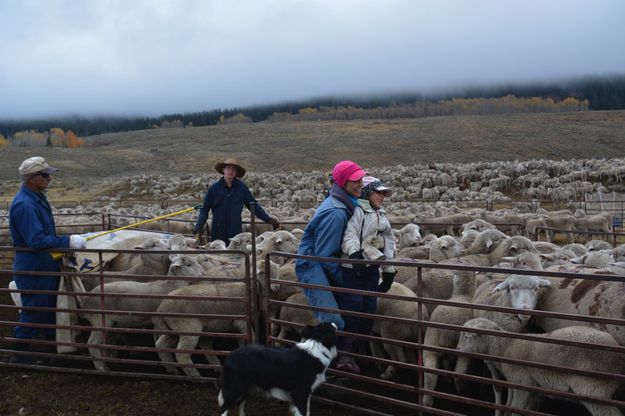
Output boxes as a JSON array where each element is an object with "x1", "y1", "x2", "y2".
[{"x1": 69, "y1": 235, "x2": 87, "y2": 249}]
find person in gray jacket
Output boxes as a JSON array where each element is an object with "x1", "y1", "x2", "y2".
[{"x1": 336, "y1": 176, "x2": 396, "y2": 373}]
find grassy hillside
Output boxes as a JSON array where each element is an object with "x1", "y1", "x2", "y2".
[{"x1": 1, "y1": 111, "x2": 625, "y2": 184}]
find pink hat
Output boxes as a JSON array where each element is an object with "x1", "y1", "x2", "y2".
[{"x1": 332, "y1": 160, "x2": 367, "y2": 188}]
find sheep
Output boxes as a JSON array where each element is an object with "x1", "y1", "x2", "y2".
[
  {"x1": 612, "y1": 244, "x2": 625, "y2": 262},
  {"x1": 395, "y1": 223, "x2": 422, "y2": 248},
  {"x1": 461, "y1": 236, "x2": 537, "y2": 268},
  {"x1": 585, "y1": 239, "x2": 613, "y2": 251},
  {"x1": 537, "y1": 249, "x2": 576, "y2": 268},
  {"x1": 422, "y1": 272, "x2": 476, "y2": 407},
  {"x1": 471, "y1": 273, "x2": 552, "y2": 332},
  {"x1": 570, "y1": 251, "x2": 615, "y2": 269},
  {"x1": 79, "y1": 254, "x2": 206, "y2": 371},
  {"x1": 457, "y1": 318, "x2": 624, "y2": 416},
  {"x1": 479, "y1": 211, "x2": 525, "y2": 236},
  {"x1": 105, "y1": 236, "x2": 171, "y2": 274},
  {"x1": 544, "y1": 213, "x2": 575, "y2": 243},
  {"x1": 459, "y1": 229, "x2": 480, "y2": 249},
  {"x1": 208, "y1": 240, "x2": 227, "y2": 250},
  {"x1": 427, "y1": 235, "x2": 465, "y2": 263},
  {"x1": 256, "y1": 230, "x2": 299, "y2": 265},
  {"x1": 461, "y1": 219, "x2": 496, "y2": 234},
  {"x1": 561, "y1": 243, "x2": 588, "y2": 257},
  {"x1": 152, "y1": 282, "x2": 249, "y2": 377},
  {"x1": 370, "y1": 282, "x2": 430, "y2": 380},
  {"x1": 464, "y1": 229, "x2": 508, "y2": 255},
  {"x1": 532, "y1": 241, "x2": 560, "y2": 254},
  {"x1": 417, "y1": 213, "x2": 472, "y2": 236},
  {"x1": 536, "y1": 269, "x2": 625, "y2": 346},
  {"x1": 226, "y1": 232, "x2": 252, "y2": 254},
  {"x1": 396, "y1": 235, "x2": 464, "y2": 312},
  {"x1": 572, "y1": 213, "x2": 612, "y2": 242},
  {"x1": 396, "y1": 245, "x2": 431, "y2": 260},
  {"x1": 524, "y1": 216, "x2": 549, "y2": 241},
  {"x1": 272, "y1": 291, "x2": 315, "y2": 344}
]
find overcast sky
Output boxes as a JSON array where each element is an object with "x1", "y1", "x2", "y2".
[{"x1": 1, "y1": 0, "x2": 624, "y2": 119}]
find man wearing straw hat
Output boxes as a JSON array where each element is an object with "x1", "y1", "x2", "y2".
[
  {"x1": 8, "y1": 157, "x2": 87, "y2": 364},
  {"x1": 193, "y1": 157, "x2": 279, "y2": 245}
]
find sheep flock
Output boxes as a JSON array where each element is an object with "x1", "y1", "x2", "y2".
[{"x1": 2, "y1": 156, "x2": 625, "y2": 415}]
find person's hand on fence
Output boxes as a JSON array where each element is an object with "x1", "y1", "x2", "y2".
[
  {"x1": 269, "y1": 217, "x2": 280, "y2": 230},
  {"x1": 378, "y1": 271, "x2": 396, "y2": 293},
  {"x1": 69, "y1": 235, "x2": 87, "y2": 249},
  {"x1": 349, "y1": 250, "x2": 367, "y2": 278}
]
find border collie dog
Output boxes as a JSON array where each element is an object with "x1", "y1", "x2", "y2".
[{"x1": 218, "y1": 322, "x2": 338, "y2": 416}]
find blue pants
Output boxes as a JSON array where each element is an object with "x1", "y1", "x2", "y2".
[
  {"x1": 295, "y1": 261, "x2": 345, "y2": 330},
  {"x1": 14, "y1": 275, "x2": 59, "y2": 340},
  {"x1": 335, "y1": 266, "x2": 379, "y2": 335}
]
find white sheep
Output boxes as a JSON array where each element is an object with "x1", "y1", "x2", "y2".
[
  {"x1": 256, "y1": 230, "x2": 299, "y2": 265},
  {"x1": 422, "y1": 272, "x2": 476, "y2": 407},
  {"x1": 152, "y1": 282, "x2": 249, "y2": 377},
  {"x1": 464, "y1": 229, "x2": 508, "y2": 255},
  {"x1": 457, "y1": 318, "x2": 624, "y2": 416},
  {"x1": 208, "y1": 240, "x2": 227, "y2": 250},
  {"x1": 79, "y1": 254, "x2": 206, "y2": 371},
  {"x1": 536, "y1": 270, "x2": 625, "y2": 346},
  {"x1": 370, "y1": 282, "x2": 430, "y2": 380},
  {"x1": 585, "y1": 239, "x2": 613, "y2": 251},
  {"x1": 561, "y1": 242, "x2": 588, "y2": 257},
  {"x1": 395, "y1": 223, "x2": 422, "y2": 248}
]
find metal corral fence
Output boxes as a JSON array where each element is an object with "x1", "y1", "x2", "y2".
[
  {"x1": 2, "y1": 243, "x2": 625, "y2": 415},
  {"x1": 0, "y1": 246, "x2": 253, "y2": 384},
  {"x1": 0, "y1": 196, "x2": 495, "y2": 212},
  {"x1": 535, "y1": 226, "x2": 625, "y2": 246},
  {"x1": 263, "y1": 251, "x2": 625, "y2": 416},
  {"x1": 580, "y1": 192, "x2": 625, "y2": 232}
]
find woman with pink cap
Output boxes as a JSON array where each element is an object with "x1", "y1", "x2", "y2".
[{"x1": 295, "y1": 160, "x2": 367, "y2": 331}]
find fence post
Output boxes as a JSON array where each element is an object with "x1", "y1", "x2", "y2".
[
  {"x1": 250, "y1": 202, "x2": 259, "y2": 344},
  {"x1": 417, "y1": 265, "x2": 424, "y2": 414}
]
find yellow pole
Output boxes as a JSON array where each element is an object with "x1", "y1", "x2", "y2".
[{"x1": 51, "y1": 205, "x2": 202, "y2": 261}]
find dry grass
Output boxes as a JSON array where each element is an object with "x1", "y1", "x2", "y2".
[{"x1": 1, "y1": 110, "x2": 625, "y2": 202}]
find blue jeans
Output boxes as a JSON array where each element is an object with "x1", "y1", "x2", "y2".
[{"x1": 14, "y1": 275, "x2": 59, "y2": 340}]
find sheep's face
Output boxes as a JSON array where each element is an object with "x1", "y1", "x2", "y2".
[
  {"x1": 228, "y1": 232, "x2": 252, "y2": 251},
  {"x1": 433, "y1": 236, "x2": 463, "y2": 259},
  {"x1": 500, "y1": 237, "x2": 535, "y2": 257},
  {"x1": 511, "y1": 252, "x2": 543, "y2": 271},
  {"x1": 208, "y1": 240, "x2": 227, "y2": 250},
  {"x1": 134, "y1": 238, "x2": 168, "y2": 250},
  {"x1": 457, "y1": 331, "x2": 485, "y2": 354},
  {"x1": 168, "y1": 255, "x2": 205, "y2": 278},
  {"x1": 539, "y1": 251, "x2": 574, "y2": 268},
  {"x1": 401, "y1": 224, "x2": 422, "y2": 247},
  {"x1": 494, "y1": 275, "x2": 551, "y2": 321},
  {"x1": 167, "y1": 234, "x2": 189, "y2": 250},
  {"x1": 457, "y1": 319, "x2": 497, "y2": 353}
]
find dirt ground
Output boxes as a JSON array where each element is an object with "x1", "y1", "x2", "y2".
[{"x1": 0, "y1": 366, "x2": 356, "y2": 416}]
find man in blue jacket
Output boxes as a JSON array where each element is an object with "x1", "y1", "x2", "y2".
[
  {"x1": 295, "y1": 160, "x2": 367, "y2": 330},
  {"x1": 9, "y1": 157, "x2": 87, "y2": 364},
  {"x1": 193, "y1": 158, "x2": 279, "y2": 246}
]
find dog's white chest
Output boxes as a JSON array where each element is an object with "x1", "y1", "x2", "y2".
[{"x1": 311, "y1": 371, "x2": 326, "y2": 391}]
